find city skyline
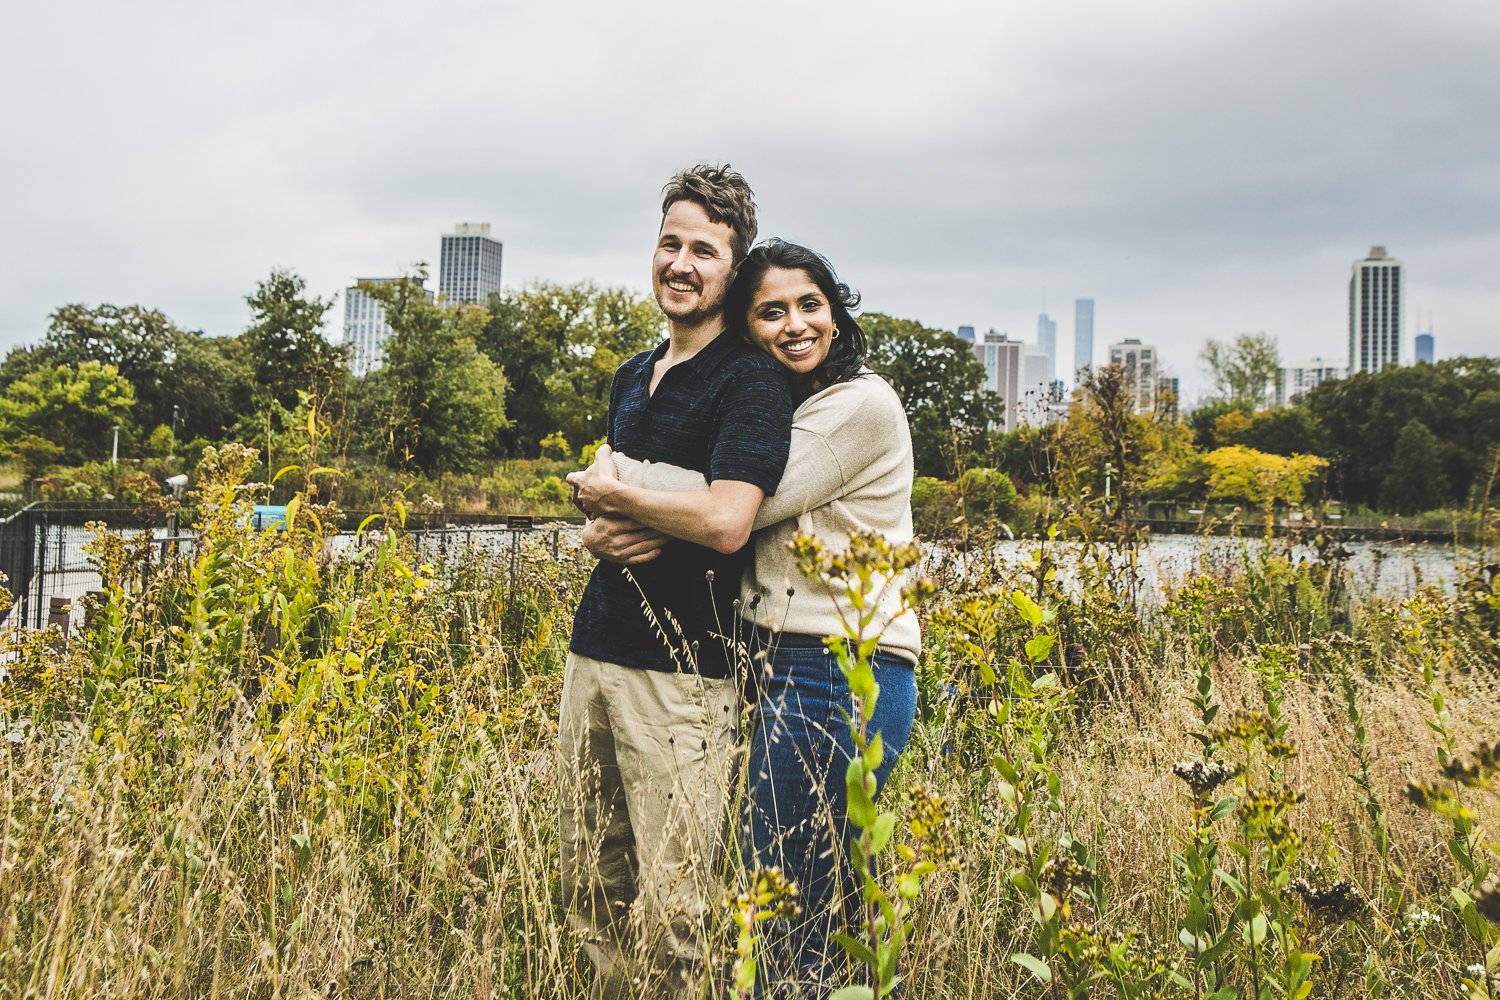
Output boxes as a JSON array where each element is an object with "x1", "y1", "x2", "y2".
[{"x1": 2, "y1": 2, "x2": 1497, "y2": 404}]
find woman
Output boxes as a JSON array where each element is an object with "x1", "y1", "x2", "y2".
[{"x1": 569, "y1": 239, "x2": 919, "y2": 992}]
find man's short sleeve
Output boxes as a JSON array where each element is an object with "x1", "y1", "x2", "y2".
[
  {"x1": 709, "y1": 363, "x2": 793, "y2": 495},
  {"x1": 604, "y1": 359, "x2": 625, "y2": 449}
]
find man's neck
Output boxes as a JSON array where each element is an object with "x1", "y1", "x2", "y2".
[{"x1": 661, "y1": 316, "x2": 724, "y2": 365}]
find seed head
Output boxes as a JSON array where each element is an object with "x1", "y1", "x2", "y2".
[{"x1": 1291, "y1": 878, "x2": 1365, "y2": 923}]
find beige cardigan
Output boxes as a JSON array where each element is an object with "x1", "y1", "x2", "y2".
[{"x1": 614, "y1": 370, "x2": 920, "y2": 665}]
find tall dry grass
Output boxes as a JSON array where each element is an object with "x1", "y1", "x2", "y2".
[{"x1": 1, "y1": 451, "x2": 1497, "y2": 998}]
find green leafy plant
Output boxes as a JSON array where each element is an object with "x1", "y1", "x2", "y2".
[{"x1": 790, "y1": 530, "x2": 942, "y2": 1000}]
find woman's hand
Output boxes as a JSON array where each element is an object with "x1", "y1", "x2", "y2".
[{"x1": 566, "y1": 444, "x2": 622, "y2": 517}]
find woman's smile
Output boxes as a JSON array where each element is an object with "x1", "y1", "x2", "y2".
[{"x1": 747, "y1": 267, "x2": 834, "y2": 378}]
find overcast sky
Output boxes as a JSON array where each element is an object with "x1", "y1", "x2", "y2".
[{"x1": 3, "y1": 0, "x2": 1496, "y2": 401}]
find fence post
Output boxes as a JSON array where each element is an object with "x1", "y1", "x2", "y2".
[
  {"x1": 33, "y1": 513, "x2": 47, "y2": 630},
  {"x1": 48, "y1": 596, "x2": 70, "y2": 638},
  {"x1": 510, "y1": 529, "x2": 519, "y2": 592}
]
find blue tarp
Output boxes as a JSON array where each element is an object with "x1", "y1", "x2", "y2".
[{"x1": 250, "y1": 505, "x2": 288, "y2": 531}]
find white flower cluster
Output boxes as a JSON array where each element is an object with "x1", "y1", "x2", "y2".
[{"x1": 1397, "y1": 907, "x2": 1439, "y2": 939}]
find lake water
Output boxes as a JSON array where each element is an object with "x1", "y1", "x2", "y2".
[
  {"x1": 932, "y1": 533, "x2": 1473, "y2": 605},
  {"x1": 12, "y1": 524, "x2": 1481, "y2": 634}
]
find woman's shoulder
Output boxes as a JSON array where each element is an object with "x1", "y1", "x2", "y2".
[
  {"x1": 813, "y1": 370, "x2": 904, "y2": 413},
  {"x1": 795, "y1": 371, "x2": 905, "y2": 437}
]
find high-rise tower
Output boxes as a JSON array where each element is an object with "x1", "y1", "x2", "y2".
[
  {"x1": 1276, "y1": 358, "x2": 1347, "y2": 406},
  {"x1": 343, "y1": 277, "x2": 436, "y2": 375},
  {"x1": 1348, "y1": 246, "x2": 1402, "y2": 374},
  {"x1": 1037, "y1": 313, "x2": 1057, "y2": 381},
  {"x1": 1074, "y1": 299, "x2": 1095, "y2": 383},
  {"x1": 974, "y1": 330, "x2": 1024, "y2": 432},
  {"x1": 1108, "y1": 338, "x2": 1158, "y2": 414},
  {"x1": 1415, "y1": 331, "x2": 1434, "y2": 364},
  {"x1": 343, "y1": 278, "x2": 401, "y2": 376},
  {"x1": 439, "y1": 223, "x2": 504, "y2": 305}
]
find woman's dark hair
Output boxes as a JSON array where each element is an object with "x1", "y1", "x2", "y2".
[{"x1": 724, "y1": 239, "x2": 869, "y2": 388}]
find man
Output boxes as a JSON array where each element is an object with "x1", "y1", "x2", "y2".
[{"x1": 558, "y1": 164, "x2": 793, "y2": 999}]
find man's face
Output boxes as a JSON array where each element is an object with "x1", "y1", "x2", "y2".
[{"x1": 653, "y1": 200, "x2": 736, "y2": 326}]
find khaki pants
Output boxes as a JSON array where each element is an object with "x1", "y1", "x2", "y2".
[{"x1": 558, "y1": 652, "x2": 740, "y2": 999}]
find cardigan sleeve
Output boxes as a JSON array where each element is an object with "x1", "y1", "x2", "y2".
[{"x1": 614, "y1": 378, "x2": 890, "y2": 532}]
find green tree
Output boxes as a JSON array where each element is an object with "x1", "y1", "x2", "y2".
[
  {"x1": 3, "y1": 303, "x2": 253, "y2": 441},
  {"x1": 958, "y1": 466, "x2": 1020, "y2": 527},
  {"x1": 0, "y1": 361, "x2": 136, "y2": 468},
  {"x1": 910, "y1": 475, "x2": 961, "y2": 538},
  {"x1": 242, "y1": 269, "x2": 345, "y2": 410},
  {"x1": 863, "y1": 313, "x2": 1001, "y2": 478},
  {"x1": 1201, "y1": 332, "x2": 1280, "y2": 409},
  {"x1": 1057, "y1": 363, "x2": 1196, "y2": 535},
  {"x1": 992, "y1": 422, "x2": 1064, "y2": 492},
  {"x1": 1203, "y1": 445, "x2": 1327, "y2": 508},
  {"x1": 1204, "y1": 444, "x2": 1328, "y2": 535},
  {"x1": 169, "y1": 330, "x2": 256, "y2": 442},
  {"x1": 478, "y1": 283, "x2": 662, "y2": 457},
  {"x1": 538, "y1": 431, "x2": 571, "y2": 460},
  {"x1": 1231, "y1": 406, "x2": 1329, "y2": 458},
  {"x1": 1379, "y1": 419, "x2": 1450, "y2": 514},
  {"x1": 353, "y1": 276, "x2": 508, "y2": 474},
  {"x1": 1146, "y1": 449, "x2": 1214, "y2": 501},
  {"x1": 1187, "y1": 398, "x2": 1248, "y2": 450},
  {"x1": 1302, "y1": 357, "x2": 1499, "y2": 509}
]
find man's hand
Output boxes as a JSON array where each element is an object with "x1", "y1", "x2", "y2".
[
  {"x1": 567, "y1": 444, "x2": 622, "y2": 517},
  {"x1": 581, "y1": 515, "x2": 668, "y2": 566}
]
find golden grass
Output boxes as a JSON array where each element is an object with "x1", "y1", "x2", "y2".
[{"x1": 1, "y1": 492, "x2": 1496, "y2": 998}]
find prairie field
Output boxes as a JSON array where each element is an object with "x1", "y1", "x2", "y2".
[{"x1": 2, "y1": 447, "x2": 1497, "y2": 999}]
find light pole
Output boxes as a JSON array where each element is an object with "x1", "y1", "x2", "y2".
[
  {"x1": 111, "y1": 424, "x2": 120, "y2": 467},
  {"x1": 1103, "y1": 461, "x2": 1114, "y2": 512},
  {"x1": 171, "y1": 404, "x2": 180, "y2": 458}
]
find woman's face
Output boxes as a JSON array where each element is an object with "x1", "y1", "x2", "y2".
[{"x1": 745, "y1": 267, "x2": 834, "y2": 379}]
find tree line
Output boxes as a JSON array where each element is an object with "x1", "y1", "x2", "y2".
[{"x1": 1, "y1": 269, "x2": 1494, "y2": 518}]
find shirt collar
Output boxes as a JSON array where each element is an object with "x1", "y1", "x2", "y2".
[{"x1": 645, "y1": 328, "x2": 743, "y2": 379}]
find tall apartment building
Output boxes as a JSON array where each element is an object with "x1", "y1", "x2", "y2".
[
  {"x1": 343, "y1": 278, "x2": 402, "y2": 376},
  {"x1": 1155, "y1": 375, "x2": 1181, "y2": 420},
  {"x1": 1415, "y1": 331, "x2": 1435, "y2": 364},
  {"x1": 439, "y1": 223, "x2": 504, "y2": 305},
  {"x1": 1020, "y1": 345, "x2": 1054, "y2": 421},
  {"x1": 1276, "y1": 358, "x2": 1347, "y2": 406},
  {"x1": 1108, "y1": 338, "x2": 1157, "y2": 414},
  {"x1": 974, "y1": 330, "x2": 1024, "y2": 432},
  {"x1": 956, "y1": 325, "x2": 976, "y2": 343},
  {"x1": 1037, "y1": 313, "x2": 1057, "y2": 380},
  {"x1": 1349, "y1": 246, "x2": 1402, "y2": 374},
  {"x1": 1074, "y1": 299, "x2": 1095, "y2": 383}
]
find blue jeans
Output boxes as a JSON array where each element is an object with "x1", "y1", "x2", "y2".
[{"x1": 742, "y1": 634, "x2": 917, "y2": 995}]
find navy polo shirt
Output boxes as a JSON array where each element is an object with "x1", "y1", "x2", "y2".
[{"x1": 570, "y1": 332, "x2": 793, "y2": 678}]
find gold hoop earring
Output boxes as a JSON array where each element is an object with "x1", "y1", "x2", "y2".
[{"x1": 832, "y1": 327, "x2": 841, "y2": 340}]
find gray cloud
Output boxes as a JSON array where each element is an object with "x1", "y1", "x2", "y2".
[{"x1": 2, "y1": 0, "x2": 1495, "y2": 400}]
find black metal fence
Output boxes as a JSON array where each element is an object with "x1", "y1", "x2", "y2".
[
  {"x1": 0, "y1": 503, "x2": 582, "y2": 636},
  {"x1": 0, "y1": 505, "x2": 40, "y2": 630}
]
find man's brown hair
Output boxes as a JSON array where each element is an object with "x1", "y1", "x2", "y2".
[{"x1": 660, "y1": 164, "x2": 758, "y2": 264}]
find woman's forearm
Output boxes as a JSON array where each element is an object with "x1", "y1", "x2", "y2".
[{"x1": 596, "y1": 478, "x2": 765, "y2": 555}]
